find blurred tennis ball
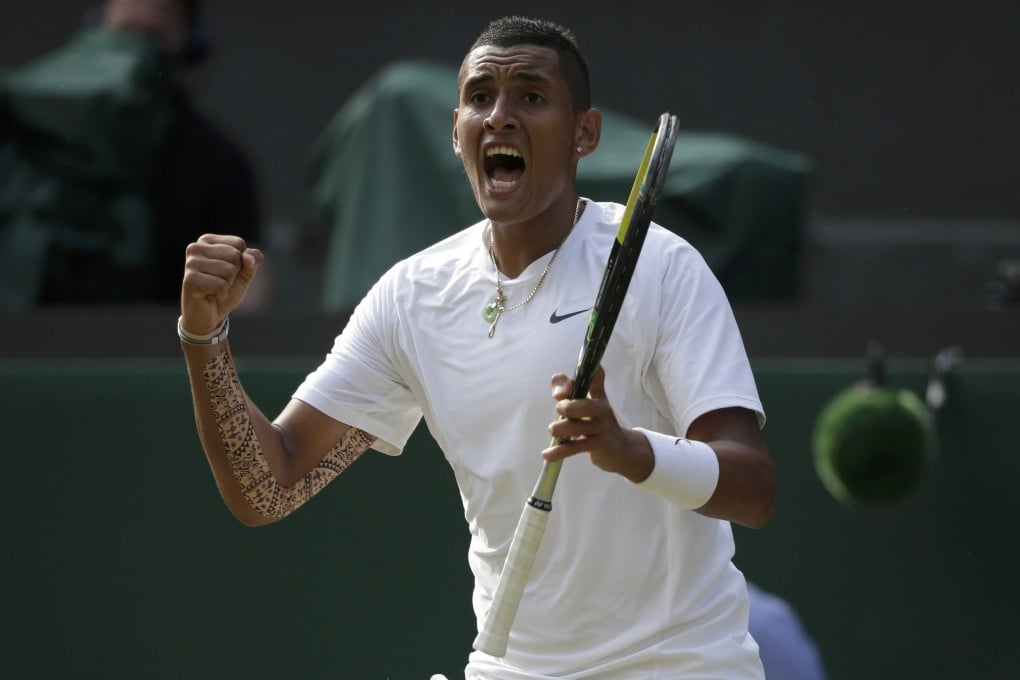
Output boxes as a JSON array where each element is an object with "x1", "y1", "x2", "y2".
[{"x1": 812, "y1": 382, "x2": 936, "y2": 506}]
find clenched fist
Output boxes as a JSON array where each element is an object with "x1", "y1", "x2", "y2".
[{"x1": 180, "y1": 234, "x2": 264, "y2": 336}]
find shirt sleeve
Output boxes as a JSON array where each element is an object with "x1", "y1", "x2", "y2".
[
  {"x1": 652, "y1": 233, "x2": 765, "y2": 436},
  {"x1": 293, "y1": 269, "x2": 422, "y2": 455}
]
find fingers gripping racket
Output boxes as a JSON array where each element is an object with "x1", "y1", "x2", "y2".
[{"x1": 473, "y1": 113, "x2": 680, "y2": 658}]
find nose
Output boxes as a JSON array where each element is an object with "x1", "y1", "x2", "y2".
[{"x1": 483, "y1": 92, "x2": 517, "y2": 131}]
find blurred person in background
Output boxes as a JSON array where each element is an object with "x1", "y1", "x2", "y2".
[
  {"x1": 0, "y1": 0, "x2": 261, "y2": 309},
  {"x1": 747, "y1": 582, "x2": 828, "y2": 679}
]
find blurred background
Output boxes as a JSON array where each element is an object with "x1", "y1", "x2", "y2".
[
  {"x1": 4, "y1": 0, "x2": 1018, "y2": 312},
  {"x1": 1, "y1": 1, "x2": 1018, "y2": 678}
]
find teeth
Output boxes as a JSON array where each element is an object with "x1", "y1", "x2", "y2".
[{"x1": 486, "y1": 146, "x2": 521, "y2": 158}]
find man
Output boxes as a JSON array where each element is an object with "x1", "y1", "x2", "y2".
[{"x1": 180, "y1": 16, "x2": 775, "y2": 679}]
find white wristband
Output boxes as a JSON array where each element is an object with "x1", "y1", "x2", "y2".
[
  {"x1": 178, "y1": 315, "x2": 230, "y2": 346},
  {"x1": 633, "y1": 428, "x2": 719, "y2": 509}
]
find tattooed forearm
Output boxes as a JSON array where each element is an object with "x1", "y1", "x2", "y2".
[{"x1": 202, "y1": 351, "x2": 374, "y2": 519}]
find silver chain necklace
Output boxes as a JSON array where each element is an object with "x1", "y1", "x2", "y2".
[{"x1": 484, "y1": 198, "x2": 584, "y2": 339}]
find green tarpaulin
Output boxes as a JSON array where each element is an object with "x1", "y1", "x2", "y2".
[
  {"x1": 0, "y1": 29, "x2": 173, "y2": 309},
  {"x1": 308, "y1": 59, "x2": 812, "y2": 312}
]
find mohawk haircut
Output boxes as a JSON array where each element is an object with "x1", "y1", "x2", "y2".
[{"x1": 465, "y1": 15, "x2": 592, "y2": 112}]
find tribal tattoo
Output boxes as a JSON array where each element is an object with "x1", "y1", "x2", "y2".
[{"x1": 203, "y1": 351, "x2": 374, "y2": 519}]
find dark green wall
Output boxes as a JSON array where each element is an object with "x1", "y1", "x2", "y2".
[
  {"x1": 737, "y1": 360, "x2": 1019, "y2": 680},
  {"x1": 2, "y1": 358, "x2": 1016, "y2": 679}
]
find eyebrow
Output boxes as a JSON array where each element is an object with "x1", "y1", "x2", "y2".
[{"x1": 462, "y1": 70, "x2": 553, "y2": 92}]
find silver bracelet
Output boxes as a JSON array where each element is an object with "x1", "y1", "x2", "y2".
[{"x1": 178, "y1": 315, "x2": 230, "y2": 346}]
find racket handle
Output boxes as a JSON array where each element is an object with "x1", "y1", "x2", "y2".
[{"x1": 473, "y1": 501, "x2": 550, "y2": 657}]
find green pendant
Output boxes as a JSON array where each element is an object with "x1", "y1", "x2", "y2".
[{"x1": 483, "y1": 301, "x2": 499, "y2": 323}]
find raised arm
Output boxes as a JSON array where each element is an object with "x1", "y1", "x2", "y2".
[{"x1": 180, "y1": 234, "x2": 374, "y2": 526}]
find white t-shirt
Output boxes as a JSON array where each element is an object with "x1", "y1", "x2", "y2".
[{"x1": 294, "y1": 200, "x2": 766, "y2": 678}]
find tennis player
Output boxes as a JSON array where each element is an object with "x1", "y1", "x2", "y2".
[{"x1": 179, "y1": 16, "x2": 776, "y2": 679}]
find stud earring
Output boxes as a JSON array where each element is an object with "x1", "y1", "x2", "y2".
[{"x1": 576, "y1": 146, "x2": 583, "y2": 153}]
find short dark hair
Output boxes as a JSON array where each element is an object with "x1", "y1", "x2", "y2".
[{"x1": 466, "y1": 16, "x2": 591, "y2": 112}]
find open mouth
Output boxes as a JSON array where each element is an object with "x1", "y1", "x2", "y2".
[{"x1": 485, "y1": 146, "x2": 525, "y2": 189}]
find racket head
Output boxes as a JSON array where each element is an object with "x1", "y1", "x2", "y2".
[
  {"x1": 572, "y1": 112, "x2": 679, "y2": 396},
  {"x1": 615, "y1": 113, "x2": 679, "y2": 246}
]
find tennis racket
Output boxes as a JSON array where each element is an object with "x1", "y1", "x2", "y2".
[{"x1": 473, "y1": 112, "x2": 680, "y2": 658}]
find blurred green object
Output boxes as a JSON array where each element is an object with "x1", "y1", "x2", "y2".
[
  {"x1": 0, "y1": 28, "x2": 174, "y2": 309},
  {"x1": 3, "y1": 27, "x2": 173, "y2": 181},
  {"x1": 813, "y1": 383, "x2": 936, "y2": 506},
  {"x1": 307, "y1": 59, "x2": 813, "y2": 312}
]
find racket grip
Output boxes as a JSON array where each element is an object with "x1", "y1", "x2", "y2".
[{"x1": 473, "y1": 501, "x2": 550, "y2": 657}]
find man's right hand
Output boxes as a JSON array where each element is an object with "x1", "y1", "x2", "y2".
[{"x1": 180, "y1": 234, "x2": 264, "y2": 335}]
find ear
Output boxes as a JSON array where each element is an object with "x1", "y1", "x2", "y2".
[
  {"x1": 573, "y1": 107, "x2": 602, "y2": 158},
  {"x1": 452, "y1": 108, "x2": 462, "y2": 158}
]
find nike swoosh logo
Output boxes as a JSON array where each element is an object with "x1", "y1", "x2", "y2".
[{"x1": 549, "y1": 307, "x2": 592, "y2": 324}]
